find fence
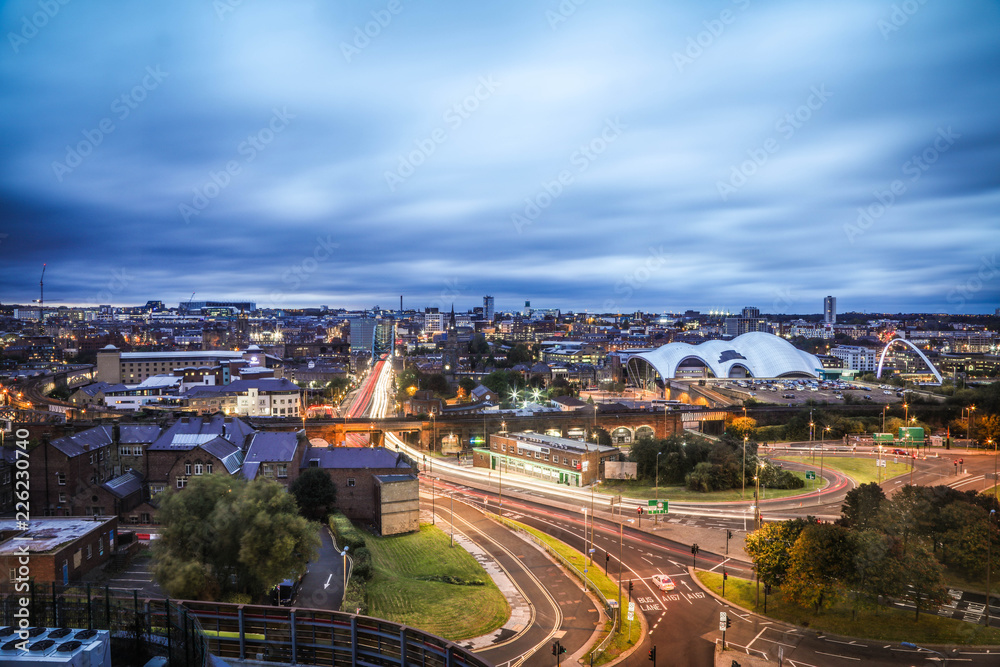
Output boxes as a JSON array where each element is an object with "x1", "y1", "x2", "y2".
[
  {"x1": 0, "y1": 582, "x2": 491, "y2": 667},
  {"x1": 0, "y1": 582, "x2": 207, "y2": 666}
]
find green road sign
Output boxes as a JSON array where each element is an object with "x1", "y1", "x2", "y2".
[
  {"x1": 645, "y1": 500, "x2": 668, "y2": 514},
  {"x1": 805, "y1": 471, "x2": 816, "y2": 480}
]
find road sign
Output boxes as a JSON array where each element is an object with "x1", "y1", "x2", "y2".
[
  {"x1": 719, "y1": 612, "x2": 727, "y2": 631},
  {"x1": 589, "y1": 548, "x2": 595, "y2": 553},
  {"x1": 628, "y1": 601, "x2": 635, "y2": 612},
  {"x1": 877, "y1": 459, "x2": 886, "y2": 467},
  {"x1": 647, "y1": 500, "x2": 658, "y2": 506},
  {"x1": 627, "y1": 610, "x2": 634, "y2": 621},
  {"x1": 805, "y1": 471, "x2": 815, "y2": 480}
]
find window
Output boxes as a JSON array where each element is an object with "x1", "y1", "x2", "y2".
[
  {"x1": 86, "y1": 544, "x2": 92, "y2": 560},
  {"x1": 89, "y1": 453, "x2": 94, "y2": 464},
  {"x1": 563, "y1": 457, "x2": 569, "y2": 465},
  {"x1": 176, "y1": 477, "x2": 187, "y2": 489},
  {"x1": 58, "y1": 492, "x2": 66, "y2": 503},
  {"x1": 55, "y1": 472, "x2": 66, "y2": 485},
  {"x1": 534, "y1": 452, "x2": 540, "y2": 459},
  {"x1": 184, "y1": 463, "x2": 191, "y2": 475},
  {"x1": 99, "y1": 538, "x2": 104, "y2": 556},
  {"x1": 347, "y1": 478, "x2": 356, "y2": 487},
  {"x1": 119, "y1": 446, "x2": 130, "y2": 457},
  {"x1": 572, "y1": 459, "x2": 579, "y2": 467},
  {"x1": 150, "y1": 484, "x2": 165, "y2": 495},
  {"x1": 140, "y1": 513, "x2": 151, "y2": 523},
  {"x1": 277, "y1": 464, "x2": 287, "y2": 478},
  {"x1": 8, "y1": 568, "x2": 16, "y2": 581},
  {"x1": 206, "y1": 463, "x2": 213, "y2": 474},
  {"x1": 194, "y1": 463, "x2": 203, "y2": 475}
]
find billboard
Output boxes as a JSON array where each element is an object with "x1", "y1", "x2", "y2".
[{"x1": 605, "y1": 461, "x2": 637, "y2": 480}]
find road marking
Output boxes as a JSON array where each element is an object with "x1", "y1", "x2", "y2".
[
  {"x1": 707, "y1": 558, "x2": 730, "y2": 573},
  {"x1": 815, "y1": 651, "x2": 859, "y2": 661},
  {"x1": 680, "y1": 580, "x2": 691, "y2": 590},
  {"x1": 641, "y1": 557, "x2": 653, "y2": 565},
  {"x1": 825, "y1": 639, "x2": 867, "y2": 647}
]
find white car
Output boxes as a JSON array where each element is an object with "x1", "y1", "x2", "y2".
[{"x1": 651, "y1": 574, "x2": 675, "y2": 591}]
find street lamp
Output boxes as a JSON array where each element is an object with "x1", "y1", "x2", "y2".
[
  {"x1": 742, "y1": 435, "x2": 748, "y2": 499},
  {"x1": 340, "y1": 546, "x2": 350, "y2": 591},
  {"x1": 882, "y1": 404, "x2": 889, "y2": 434},
  {"x1": 987, "y1": 509, "x2": 996, "y2": 628},
  {"x1": 819, "y1": 426, "x2": 830, "y2": 502},
  {"x1": 430, "y1": 412, "x2": 436, "y2": 454},
  {"x1": 581, "y1": 506, "x2": 591, "y2": 591}
]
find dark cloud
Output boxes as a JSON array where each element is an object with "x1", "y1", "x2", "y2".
[{"x1": 1, "y1": 0, "x2": 997, "y2": 313}]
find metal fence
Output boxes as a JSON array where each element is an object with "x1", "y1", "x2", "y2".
[
  {"x1": 0, "y1": 582, "x2": 208, "y2": 666},
  {"x1": 0, "y1": 582, "x2": 491, "y2": 667}
]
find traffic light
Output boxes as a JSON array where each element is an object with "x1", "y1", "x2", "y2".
[
  {"x1": 725, "y1": 616, "x2": 732, "y2": 629},
  {"x1": 559, "y1": 644, "x2": 566, "y2": 655},
  {"x1": 648, "y1": 646, "x2": 656, "y2": 662},
  {"x1": 723, "y1": 569, "x2": 728, "y2": 580},
  {"x1": 628, "y1": 580, "x2": 634, "y2": 595},
  {"x1": 606, "y1": 552, "x2": 610, "y2": 565},
  {"x1": 552, "y1": 642, "x2": 558, "y2": 656},
  {"x1": 727, "y1": 529, "x2": 733, "y2": 540},
  {"x1": 959, "y1": 458, "x2": 964, "y2": 465},
  {"x1": 691, "y1": 543, "x2": 700, "y2": 556},
  {"x1": 637, "y1": 506, "x2": 644, "y2": 515}
]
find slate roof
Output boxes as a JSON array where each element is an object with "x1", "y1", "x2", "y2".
[
  {"x1": 102, "y1": 469, "x2": 144, "y2": 499},
  {"x1": 149, "y1": 415, "x2": 255, "y2": 451},
  {"x1": 119, "y1": 425, "x2": 162, "y2": 444},
  {"x1": 244, "y1": 432, "x2": 299, "y2": 463},
  {"x1": 201, "y1": 437, "x2": 245, "y2": 474},
  {"x1": 51, "y1": 426, "x2": 114, "y2": 458},
  {"x1": 301, "y1": 446, "x2": 410, "y2": 470},
  {"x1": 77, "y1": 382, "x2": 115, "y2": 397},
  {"x1": 182, "y1": 378, "x2": 300, "y2": 399}
]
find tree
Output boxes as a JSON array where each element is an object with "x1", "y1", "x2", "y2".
[
  {"x1": 726, "y1": 415, "x2": 757, "y2": 439},
  {"x1": 290, "y1": 468, "x2": 338, "y2": 522},
  {"x1": 745, "y1": 518, "x2": 818, "y2": 588},
  {"x1": 507, "y1": 343, "x2": 533, "y2": 365},
  {"x1": 846, "y1": 530, "x2": 905, "y2": 617},
  {"x1": 458, "y1": 377, "x2": 478, "y2": 396},
  {"x1": 152, "y1": 476, "x2": 320, "y2": 602},
  {"x1": 839, "y1": 482, "x2": 886, "y2": 531},
  {"x1": 421, "y1": 373, "x2": 451, "y2": 397},
  {"x1": 783, "y1": 523, "x2": 854, "y2": 613},
  {"x1": 901, "y1": 541, "x2": 949, "y2": 620}
]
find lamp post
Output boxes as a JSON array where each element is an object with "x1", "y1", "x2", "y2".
[
  {"x1": 970, "y1": 405, "x2": 977, "y2": 446},
  {"x1": 742, "y1": 435, "x2": 748, "y2": 500},
  {"x1": 987, "y1": 509, "x2": 996, "y2": 628},
  {"x1": 882, "y1": 405, "x2": 889, "y2": 434},
  {"x1": 430, "y1": 412, "x2": 436, "y2": 454},
  {"x1": 991, "y1": 439, "x2": 998, "y2": 502},
  {"x1": 655, "y1": 451, "x2": 663, "y2": 524},
  {"x1": 450, "y1": 487, "x2": 455, "y2": 547},
  {"x1": 341, "y1": 546, "x2": 350, "y2": 592},
  {"x1": 581, "y1": 506, "x2": 590, "y2": 591}
]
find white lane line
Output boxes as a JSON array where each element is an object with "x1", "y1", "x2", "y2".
[
  {"x1": 815, "y1": 651, "x2": 860, "y2": 661},
  {"x1": 826, "y1": 639, "x2": 867, "y2": 647},
  {"x1": 641, "y1": 557, "x2": 653, "y2": 565},
  {"x1": 707, "y1": 557, "x2": 731, "y2": 572}
]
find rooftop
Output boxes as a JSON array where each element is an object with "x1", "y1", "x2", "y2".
[
  {"x1": 0, "y1": 517, "x2": 115, "y2": 555},
  {"x1": 498, "y1": 431, "x2": 618, "y2": 454},
  {"x1": 302, "y1": 446, "x2": 411, "y2": 470}
]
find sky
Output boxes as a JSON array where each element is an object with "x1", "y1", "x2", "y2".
[{"x1": 1, "y1": 1, "x2": 998, "y2": 315}]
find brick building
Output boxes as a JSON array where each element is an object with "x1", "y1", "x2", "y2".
[
  {"x1": 374, "y1": 474, "x2": 419, "y2": 536},
  {"x1": 474, "y1": 431, "x2": 619, "y2": 487},
  {"x1": 144, "y1": 415, "x2": 255, "y2": 497},
  {"x1": 241, "y1": 431, "x2": 305, "y2": 488},
  {"x1": 300, "y1": 447, "x2": 414, "y2": 525},
  {"x1": 0, "y1": 517, "x2": 118, "y2": 585}
]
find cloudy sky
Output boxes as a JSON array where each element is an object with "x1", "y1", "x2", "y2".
[{"x1": 1, "y1": 1, "x2": 998, "y2": 315}]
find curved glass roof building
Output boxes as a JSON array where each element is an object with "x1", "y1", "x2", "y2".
[{"x1": 626, "y1": 332, "x2": 823, "y2": 389}]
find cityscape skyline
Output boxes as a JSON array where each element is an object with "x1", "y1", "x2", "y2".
[{"x1": 2, "y1": 1, "x2": 999, "y2": 313}]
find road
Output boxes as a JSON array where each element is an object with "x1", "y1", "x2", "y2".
[
  {"x1": 295, "y1": 525, "x2": 348, "y2": 612},
  {"x1": 421, "y1": 484, "x2": 600, "y2": 667}
]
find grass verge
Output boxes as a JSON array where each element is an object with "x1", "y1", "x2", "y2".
[
  {"x1": 364, "y1": 523, "x2": 509, "y2": 641},
  {"x1": 495, "y1": 515, "x2": 640, "y2": 665},
  {"x1": 696, "y1": 571, "x2": 1000, "y2": 645},
  {"x1": 776, "y1": 455, "x2": 910, "y2": 486},
  {"x1": 595, "y1": 472, "x2": 812, "y2": 503}
]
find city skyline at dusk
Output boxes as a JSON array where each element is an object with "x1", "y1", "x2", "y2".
[{"x1": 2, "y1": 1, "x2": 998, "y2": 313}]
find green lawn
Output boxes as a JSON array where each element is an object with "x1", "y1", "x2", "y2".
[
  {"x1": 697, "y1": 571, "x2": 1000, "y2": 645},
  {"x1": 364, "y1": 524, "x2": 509, "y2": 641},
  {"x1": 596, "y1": 471, "x2": 814, "y2": 503},
  {"x1": 776, "y1": 455, "x2": 911, "y2": 486}
]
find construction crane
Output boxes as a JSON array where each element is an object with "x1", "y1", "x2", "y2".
[
  {"x1": 32, "y1": 263, "x2": 46, "y2": 322},
  {"x1": 185, "y1": 292, "x2": 196, "y2": 314}
]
